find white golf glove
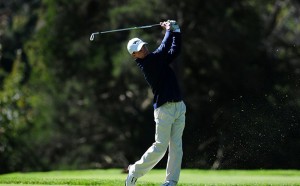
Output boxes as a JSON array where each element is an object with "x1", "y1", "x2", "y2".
[{"x1": 168, "y1": 20, "x2": 180, "y2": 33}]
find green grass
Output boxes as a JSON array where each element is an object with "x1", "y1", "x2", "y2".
[{"x1": 0, "y1": 169, "x2": 300, "y2": 186}]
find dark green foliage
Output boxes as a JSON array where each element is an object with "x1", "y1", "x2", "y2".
[{"x1": 0, "y1": 0, "x2": 299, "y2": 173}]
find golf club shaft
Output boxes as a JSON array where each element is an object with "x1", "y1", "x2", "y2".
[
  {"x1": 90, "y1": 23, "x2": 161, "y2": 41},
  {"x1": 100, "y1": 23, "x2": 160, "y2": 34}
]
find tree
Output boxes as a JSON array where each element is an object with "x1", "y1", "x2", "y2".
[{"x1": 0, "y1": 0, "x2": 299, "y2": 173}]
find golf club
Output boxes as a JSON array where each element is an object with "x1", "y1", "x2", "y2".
[{"x1": 90, "y1": 23, "x2": 161, "y2": 41}]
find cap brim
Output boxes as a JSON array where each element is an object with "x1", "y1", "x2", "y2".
[{"x1": 136, "y1": 42, "x2": 147, "y2": 52}]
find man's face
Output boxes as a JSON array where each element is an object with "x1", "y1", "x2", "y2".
[{"x1": 132, "y1": 45, "x2": 149, "y2": 59}]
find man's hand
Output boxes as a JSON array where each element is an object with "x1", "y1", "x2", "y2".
[
  {"x1": 160, "y1": 21, "x2": 171, "y2": 30},
  {"x1": 168, "y1": 20, "x2": 180, "y2": 32},
  {"x1": 160, "y1": 20, "x2": 180, "y2": 32}
]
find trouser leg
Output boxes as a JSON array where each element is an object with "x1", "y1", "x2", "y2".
[
  {"x1": 166, "y1": 102, "x2": 186, "y2": 182},
  {"x1": 129, "y1": 104, "x2": 174, "y2": 178}
]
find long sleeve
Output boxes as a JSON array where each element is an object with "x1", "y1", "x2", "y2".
[{"x1": 153, "y1": 31, "x2": 181, "y2": 64}]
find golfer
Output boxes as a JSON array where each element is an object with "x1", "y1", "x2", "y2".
[{"x1": 125, "y1": 20, "x2": 186, "y2": 186}]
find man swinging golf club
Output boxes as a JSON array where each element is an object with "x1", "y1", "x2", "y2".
[{"x1": 125, "y1": 20, "x2": 186, "y2": 186}]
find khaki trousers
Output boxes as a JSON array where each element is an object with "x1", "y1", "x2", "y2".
[{"x1": 129, "y1": 101, "x2": 186, "y2": 182}]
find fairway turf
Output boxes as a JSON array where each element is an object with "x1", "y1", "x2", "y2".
[{"x1": 0, "y1": 169, "x2": 300, "y2": 186}]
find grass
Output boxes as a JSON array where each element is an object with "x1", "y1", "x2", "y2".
[{"x1": 0, "y1": 169, "x2": 300, "y2": 186}]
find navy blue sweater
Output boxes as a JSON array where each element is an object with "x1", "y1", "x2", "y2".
[{"x1": 135, "y1": 30, "x2": 182, "y2": 109}]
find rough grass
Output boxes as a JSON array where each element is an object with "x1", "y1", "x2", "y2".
[{"x1": 0, "y1": 169, "x2": 300, "y2": 186}]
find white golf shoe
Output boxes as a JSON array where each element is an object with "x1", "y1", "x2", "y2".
[
  {"x1": 161, "y1": 180, "x2": 177, "y2": 186},
  {"x1": 125, "y1": 174, "x2": 137, "y2": 186}
]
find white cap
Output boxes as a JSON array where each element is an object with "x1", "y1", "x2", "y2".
[{"x1": 127, "y1": 38, "x2": 147, "y2": 54}]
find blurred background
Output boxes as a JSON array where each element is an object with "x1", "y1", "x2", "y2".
[{"x1": 0, "y1": 0, "x2": 300, "y2": 173}]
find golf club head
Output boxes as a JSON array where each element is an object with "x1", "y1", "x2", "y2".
[{"x1": 90, "y1": 32, "x2": 99, "y2": 41}]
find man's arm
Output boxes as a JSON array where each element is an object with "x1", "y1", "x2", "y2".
[
  {"x1": 153, "y1": 30, "x2": 174, "y2": 56},
  {"x1": 153, "y1": 21, "x2": 181, "y2": 64},
  {"x1": 165, "y1": 32, "x2": 181, "y2": 64}
]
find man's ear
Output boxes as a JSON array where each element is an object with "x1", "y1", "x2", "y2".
[{"x1": 132, "y1": 52, "x2": 136, "y2": 58}]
